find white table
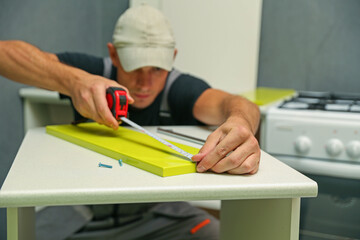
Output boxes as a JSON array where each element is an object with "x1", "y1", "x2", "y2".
[{"x1": 0, "y1": 126, "x2": 317, "y2": 240}]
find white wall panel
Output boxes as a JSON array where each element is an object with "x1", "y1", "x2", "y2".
[{"x1": 131, "y1": 0, "x2": 263, "y2": 94}]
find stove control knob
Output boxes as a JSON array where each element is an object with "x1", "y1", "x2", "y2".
[
  {"x1": 294, "y1": 136, "x2": 311, "y2": 154},
  {"x1": 325, "y1": 139, "x2": 343, "y2": 157},
  {"x1": 346, "y1": 141, "x2": 360, "y2": 159}
]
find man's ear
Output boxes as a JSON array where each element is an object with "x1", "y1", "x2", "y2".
[
  {"x1": 107, "y1": 43, "x2": 121, "y2": 68},
  {"x1": 173, "y1": 48, "x2": 178, "y2": 60}
]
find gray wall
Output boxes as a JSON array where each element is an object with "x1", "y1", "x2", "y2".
[
  {"x1": 0, "y1": 0, "x2": 128, "y2": 237},
  {"x1": 258, "y1": 0, "x2": 360, "y2": 93}
]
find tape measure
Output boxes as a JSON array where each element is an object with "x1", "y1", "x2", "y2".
[
  {"x1": 106, "y1": 87, "x2": 128, "y2": 119},
  {"x1": 106, "y1": 87, "x2": 194, "y2": 162}
]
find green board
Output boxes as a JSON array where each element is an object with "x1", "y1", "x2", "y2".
[
  {"x1": 46, "y1": 123, "x2": 198, "y2": 177},
  {"x1": 240, "y1": 87, "x2": 296, "y2": 106}
]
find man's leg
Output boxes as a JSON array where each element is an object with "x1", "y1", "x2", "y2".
[
  {"x1": 68, "y1": 202, "x2": 219, "y2": 240},
  {"x1": 36, "y1": 206, "x2": 93, "y2": 240}
]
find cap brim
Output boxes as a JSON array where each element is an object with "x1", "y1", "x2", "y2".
[{"x1": 117, "y1": 47, "x2": 174, "y2": 72}]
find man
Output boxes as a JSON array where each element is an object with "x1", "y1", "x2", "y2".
[{"x1": 0, "y1": 4, "x2": 260, "y2": 239}]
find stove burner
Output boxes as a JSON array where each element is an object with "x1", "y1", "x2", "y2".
[
  {"x1": 325, "y1": 104, "x2": 350, "y2": 111},
  {"x1": 296, "y1": 97, "x2": 321, "y2": 104},
  {"x1": 281, "y1": 102, "x2": 309, "y2": 109},
  {"x1": 350, "y1": 105, "x2": 360, "y2": 112},
  {"x1": 279, "y1": 91, "x2": 360, "y2": 113},
  {"x1": 335, "y1": 99, "x2": 354, "y2": 105}
]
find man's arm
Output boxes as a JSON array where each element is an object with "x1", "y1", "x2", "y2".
[
  {"x1": 0, "y1": 40, "x2": 133, "y2": 129},
  {"x1": 192, "y1": 88, "x2": 261, "y2": 175}
]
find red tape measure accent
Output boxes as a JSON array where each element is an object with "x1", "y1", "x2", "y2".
[{"x1": 106, "y1": 87, "x2": 128, "y2": 120}]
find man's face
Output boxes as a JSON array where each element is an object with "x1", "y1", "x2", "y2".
[{"x1": 116, "y1": 62, "x2": 168, "y2": 109}]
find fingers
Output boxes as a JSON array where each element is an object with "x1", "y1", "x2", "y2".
[
  {"x1": 192, "y1": 130, "x2": 222, "y2": 162},
  {"x1": 122, "y1": 87, "x2": 134, "y2": 104},
  {"x1": 92, "y1": 84, "x2": 119, "y2": 130},
  {"x1": 70, "y1": 76, "x2": 132, "y2": 130},
  {"x1": 195, "y1": 125, "x2": 260, "y2": 175},
  {"x1": 214, "y1": 146, "x2": 261, "y2": 175},
  {"x1": 195, "y1": 125, "x2": 249, "y2": 172}
]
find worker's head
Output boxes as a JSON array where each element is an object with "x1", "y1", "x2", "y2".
[{"x1": 108, "y1": 4, "x2": 177, "y2": 109}]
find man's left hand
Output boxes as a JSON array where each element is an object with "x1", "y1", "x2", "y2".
[{"x1": 192, "y1": 116, "x2": 260, "y2": 175}]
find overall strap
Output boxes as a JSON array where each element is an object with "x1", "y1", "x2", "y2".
[
  {"x1": 160, "y1": 69, "x2": 181, "y2": 118},
  {"x1": 103, "y1": 57, "x2": 113, "y2": 79}
]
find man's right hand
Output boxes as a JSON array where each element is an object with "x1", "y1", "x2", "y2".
[{"x1": 69, "y1": 74, "x2": 134, "y2": 130}]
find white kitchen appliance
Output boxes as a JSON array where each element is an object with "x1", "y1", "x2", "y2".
[{"x1": 263, "y1": 91, "x2": 360, "y2": 239}]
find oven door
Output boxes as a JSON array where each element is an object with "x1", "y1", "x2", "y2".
[
  {"x1": 300, "y1": 174, "x2": 360, "y2": 240},
  {"x1": 269, "y1": 155, "x2": 360, "y2": 239}
]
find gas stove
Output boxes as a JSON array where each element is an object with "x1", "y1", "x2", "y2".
[
  {"x1": 279, "y1": 91, "x2": 360, "y2": 113},
  {"x1": 263, "y1": 91, "x2": 360, "y2": 180}
]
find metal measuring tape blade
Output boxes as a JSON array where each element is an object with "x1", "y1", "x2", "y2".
[{"x1": 120, "y1": 117, "x2": 194, "y2": 162}]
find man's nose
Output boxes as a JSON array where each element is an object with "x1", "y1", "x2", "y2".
[{"x1": 136, "y1": 72, "x2": 152, "y2": 88}]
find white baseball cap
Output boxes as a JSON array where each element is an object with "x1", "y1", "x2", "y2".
[{"x1": 113, "y1": 4, "x2": 176, "y2": 72}]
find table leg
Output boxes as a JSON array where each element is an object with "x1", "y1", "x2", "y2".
[
  {"x1": 7, "y1": 207, "x2": 35, "y2": 240},
  {"x1": 220, "y1": 198, "x2": 300, "y2": 240}
]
